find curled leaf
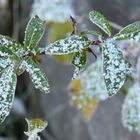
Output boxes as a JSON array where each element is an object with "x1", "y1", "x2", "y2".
[{"x1": 25, "y1": 118, "x2": 48, "y2": 140}]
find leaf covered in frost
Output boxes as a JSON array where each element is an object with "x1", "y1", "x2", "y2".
[
  {"x1": 0, "y1": 58, "x2": 13, "y2": 73},
  {"x1": 69, "y1": 59, "x2": 108, "y2": 119},
  {"x1": 24, "y1": 15, "x2": 46, "y2": 52},
  {"x1": 40, "y1": 35, "x2": 91, "y2": 55},
  {"x1": 122, "y1": 82, "x2": 140, "y2": 134},
  {"x1": 0, "y1": 35, "x2": 23, "y2": 57},
  {"x1": 72, "y1": 50, "x2": 86, "y2": 79},
  {"x1": 25, "y1": 118, "x2": 48, "y2": 140},
  {"x1": 114, "y1": 21, "x2": 140, "y2": 40},
  {"x1": 89, "y1": 10, "x2": 111, "y2": 36},
  {"x1": 0, "y1": 66, "x2": 17, "y2": 124},
  {"x1": 102, "y1": 40, "x2": 127, "y2": 96},
  {"x1": 21, "y1": 58, "x2": 50, "y2": 93}
]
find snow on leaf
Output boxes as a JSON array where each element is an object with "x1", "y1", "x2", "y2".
[
  {"x1": 21, "y1": 58, "x2": 50, "y2": 93},
  {"x1": 0, "y1": 35, "x2": 23, "y2": 58},
  {"x1": 102, "y1": 40, "x2": 127, "y2": 96},
  {"x1": 0, "y1": 66, "x2": 17, "y2": 124},
  {"x1": 122, "y1": 82, "x2": 140, "y2": 134},
  {"x1": 72, "y1": 50, "x2": 86, "y2": 79},
  {"x1": 89, "y1": 10, "x2": 111, "y2": 36},
  {"x1": 40, "y1": 35, "x2": 91, "y2": 55},
  {"x1": 114, "y1": 21, "x2": 140, "y2": 40},
  {"x1": 30, "y1": 0, "x2": 75, "y2": 23},
  {"x1": 0, "y1": 58, "x2": 13, "y2": 73},
  {"x1": 69, "y1": 59, "x2": 108, "y2": 119},
  {"x1": 24, "y1": 16, "x2": 46, "y2": 52},
  {"x1": 25, "y1": 118, "x2": 48, "y2": 140}
]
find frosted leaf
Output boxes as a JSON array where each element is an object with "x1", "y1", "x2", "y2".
[
  {"x1": 70, "y1": 59, "x2": 108, "y2": 101},
  {"x1": 89, "y1": 11, "x2": 111, "y2": 36},
  {"x1": 0, "y1": 58, "x2": 13, "y2": 72},
  {"x1": 0, "y1": 35, "x2": 23, "y2": 57},
  {"x1": 24, "y1": 16, "x2": 46, "y2": 52},
  {"x1": 70, "y1": 59, "x2": 108, "y2": 118},
  {"x1": 72, "y1": 51, "x2": 86, "y2": 79},
  {"x1": 122, "y1": 82, "x2": 140, "y2": 134},
  {"x1": 21, "y1": 58, "x2": 50, "y2": 93},
  {"x1": 25, "y1": 118, "x2": 48, "y2": 140},
  {"x1": 102, "y1": 40, "x2": 127, "y2": 96},
  {"x1": 30, "y1": 0, "x2": 75, "y2": 23},
  {"x1": 0, "y1": 66, "x2": 17, "y2": 124},
  {"x1": 40, "y1": 35, "x2": 91, "y2": 55},
  {"x1": 114, "y1": 21, "x2": 140, "y2": 40}
]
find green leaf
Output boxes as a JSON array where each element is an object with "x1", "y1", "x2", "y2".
[
  {"x1": 25, "y1": 118, "x2": 48, "y2": 140},
  {"x1": 24, "y1": 15, "x2": 46, "y2": 52},
  {"x1": 0, "y1": 35, "x2": 23, "y2": 58},
  {"x1": 21, "y1": 58, "x2": 50, "y2": 93},
  {"x1": 114, "y1": 21, "x2": 140, "y2": 40},
  {"x1": 25, "y1": 118, "x2": 48, "y2": 132},
  {"x1": 40, "y1": 35, "x2": 91, "y2": 55},
  {"x1": 0, "y1": 66, "x2": 17, "y2": 124},
  {"x1": 72, "y1": 51, "x2": 86, "y2": 79},
  {"x1": 102, "y1": 40, "x2": 127, "y2": 96},
  {"x1": 89, "y1": 10, "x2": 111, "y2": 36},
  {"x1": 0, "y1": 58, "x2": 13, "y2": 73}
]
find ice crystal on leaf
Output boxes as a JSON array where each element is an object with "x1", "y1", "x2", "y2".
[
  {"x1": 0, "y1": 35, "x2": 23, "y2": 58},
  {"x1": 102, "y1": 40, "x2": 127, "y2": 96},
  {"x1": 31, "y1": 0, "x2": 74, "y2": 23},
  {"x1": 40, "y1": 35, "x2": 91, "y2": 55},
  {"x1": 20, "y1": 58, "x2": 50, "y2": 94},
  {"x1": 122, "y1": 82, "x2": 140, "y2": 134},
  {"x1": 70, "y1": 59, "x2": 108, "y2": 119},
  {"x1": 25, "y1": 118, "x2": 48, "y2": 140},
  {"x1": 89, "y1": 10, "x2": 111, "y2": 36},
  {"x1": 0, "y1": 66, "x2": 17, "y2": 124},
  {"x1": 24, "y1": 15, "x2": 46, "y2": 52},
  {"x1": 114, "y1": 21, "x2": 140, "y2": 40},
  {"x1": 78, "y1": 59, "x2": 108, "y2": 100},
  {"x1": 72, "y1": 50, "x2": 86, "y2": 79},
  {"x1": 0, "y1": 58, "x2": 13, "y2": 72}
]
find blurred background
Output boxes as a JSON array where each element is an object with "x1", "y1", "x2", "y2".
[{"x1": 0, "y1": 0, "x2": 140, "y2": 140}]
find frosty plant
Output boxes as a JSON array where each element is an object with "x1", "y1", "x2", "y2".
[
  {"x1": 0, "y1": 10, "x2": 140, "y2": 135},
  {"x1": 25, "y1": 118, "x2": 48, "y2": 140}
]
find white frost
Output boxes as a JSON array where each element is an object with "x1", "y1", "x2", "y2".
[
  {"x1": 103, "y1": 40, "x2": 127, "y2": 96},
  {"x1": 77, "y1": 59, "x2": 108, "y2": 101},
  {"x1": 30, "y1": 0, "x2": 75, "y2": 23},
  {"x1": 122, "y1": 82, "x2": 140, "y2": 134}
]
